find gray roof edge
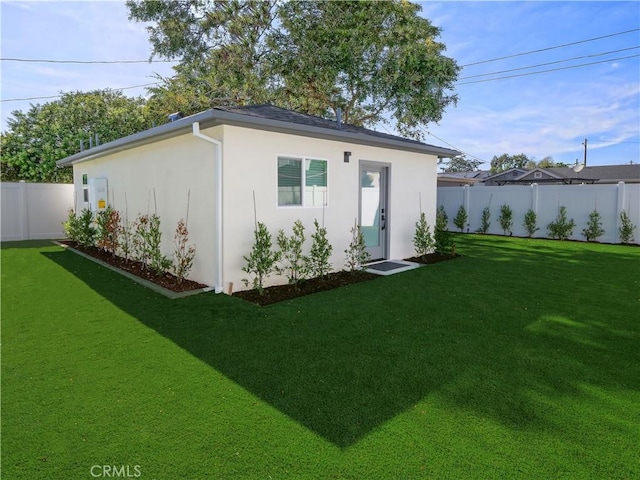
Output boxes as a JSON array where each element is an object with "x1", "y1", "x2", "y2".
[
  {"x1": 56, "y1": 110, "x2": 217, "y2": 166},
  {"x1": 57, "y1": 108, "x2": 458, "y2": 166},
  {"x1": 213, "y1": 111, "x2": 459, "y2": 156}
]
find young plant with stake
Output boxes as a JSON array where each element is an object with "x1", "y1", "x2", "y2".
[
  {"x1": 242, "y1": 222, "x2": 279, "y2": 295},
  {"x1": 173, "y1": 219, "x2": 196, "y2": 284},
  {"x1": 308, "y1": 219, "x2": 333, "y2": 280},
  {"x1": 96, "y1": 205, "x2": 122, "y2": 257},
  {"x1": 414, "y1": 212, "x2": 435, "y2": 260},
  {"x1": 276, "y1": 220, "x2": 307, "y2": 287},
  {"x1": 345, "y1": 219, "x2": 370, "y2": 272}
]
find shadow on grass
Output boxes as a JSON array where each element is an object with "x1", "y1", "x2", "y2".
[
  {"x1": 41, "y1": 237, "x2": 640, "y2": 448},
  {"x1": 1, "y1": 239, "x2": 62, "y2": 249}
]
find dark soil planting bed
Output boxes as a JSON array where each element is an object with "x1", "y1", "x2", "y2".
[{"x1": 59, "y1": 241, "x2": 207, "y2": 293}]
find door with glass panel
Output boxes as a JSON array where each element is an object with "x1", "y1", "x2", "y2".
[{"x1": 359, "y1": 163, "x2": 388, "y2": 260}]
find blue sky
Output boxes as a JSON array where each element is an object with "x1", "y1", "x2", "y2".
[{"x1": 1, "y1": 1, "x2": 639, "y2": 169}]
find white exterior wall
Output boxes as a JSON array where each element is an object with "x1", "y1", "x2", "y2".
[
  {"x1": 437, "y1": 183, "x2": 640, "y2": 244},
  {"x1": 70, "y1": 124, "x2": 438, "y2": 292},
  {"x1": 220, "y1": 126, "x2": 437, "y2": 292},
  {"x1": 1, "y1": 182, "x2": 74, "y2": 241},
  {"x1": 71, "y1": 130, "x2": 220, "y2": 286}
]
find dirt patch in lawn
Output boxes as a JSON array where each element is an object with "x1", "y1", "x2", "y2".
[
  {"x1": 59, "y1": 241, "x2": 208, "y2": 293},
  {"x1": 234, "y1": 253, "x2": 460, "y2": 306}
]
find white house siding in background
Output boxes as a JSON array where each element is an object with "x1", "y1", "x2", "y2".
[
  {"x1": 437, "y1": 183, "x2": 640, "y2": 244},
  {"x1": 69, "y1": 123, "x2": 439, "y2": 292},
  {"x1": 1, "y1": 182, "x2": 74, "y2": 241}
]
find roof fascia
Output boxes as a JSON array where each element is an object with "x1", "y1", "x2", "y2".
[{"x1": 58, "y1": 109, "x2": 458, "y2": 167}]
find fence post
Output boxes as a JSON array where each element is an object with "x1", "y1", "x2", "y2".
[
  {"x1": 463, "y1": 184, "x2": 470, "y2": 231},
  {"x1": 531, "y1": 183, "x2": 539, "y2": 214},
  {"x1": 18, "y1": 181, "x2": 30, "y2": 240},
  {"x1": 616, "y1": 181, "x2": 626, "y2": 244}
]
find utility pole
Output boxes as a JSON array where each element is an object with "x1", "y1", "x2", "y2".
[{"x1": 582, "y1": 138, "x2": 588, "y2": 166}]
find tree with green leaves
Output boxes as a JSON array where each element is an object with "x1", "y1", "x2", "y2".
[
  {"x1": 489, "y1": 153, "x2": 532, "y2": 174},
  {"x1": 440, "y1": 154, "x2": 483, "y2": 173},
  {"x1": 1, "y1": 89, "x2": 150, "y2": 183},
  {"x1": 127, "y1": 0, "x2": 459, "y2": 139},
  {"x1": 527, "y1": 156, "x2": 568, "y2": 169}
]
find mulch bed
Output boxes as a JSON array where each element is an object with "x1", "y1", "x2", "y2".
[
  {"x1": 60, "y1": 240, "x2": 459, "y2": 303},
  {"x1": 234, "y1": 252, "x2": 460, "y2": 306},
  {"x1": 59, "y1": 241, "x2": 208, "y2": 293}
]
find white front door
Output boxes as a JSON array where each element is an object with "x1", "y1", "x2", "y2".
[{"x1": 359, "y1": 162, "x2": 389, "y2": 260}]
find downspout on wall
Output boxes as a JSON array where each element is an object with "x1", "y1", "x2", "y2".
[{"x1": 192, "y1": 122, "x2": 224, "y2": 293}]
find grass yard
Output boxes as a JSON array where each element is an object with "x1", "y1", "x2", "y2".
[{"x1": 2, "y1": 235, "x2": 638, "y2": 479}]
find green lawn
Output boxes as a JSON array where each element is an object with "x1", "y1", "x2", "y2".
[{"x1": 2, "y1": 235, "x2": 638, "y2": 479}]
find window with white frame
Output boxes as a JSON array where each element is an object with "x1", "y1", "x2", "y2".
[{"x1": 277, "y1": 156, "x2": 327, "y2": 207}]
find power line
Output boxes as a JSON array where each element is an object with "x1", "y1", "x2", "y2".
[
  {"x1": 459, "y1": 46, "x2": 640, "y2": 80},
  {"x1": 1, "y1": 57, "x2": 177, "y2": 64},
  {"x1": 457, "y1": 54, "x2": 640, "y2": 85},
  {"x1": 461, "y1": 28, "x2": 640, "y2": 67},
  {"x1": 1, "y1": 82, "x2": 160, "y2": 103},
  {"x1": 425, "y1": 131, "x2": 488, "y2": 164}
]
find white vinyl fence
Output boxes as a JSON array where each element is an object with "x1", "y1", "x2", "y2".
[
  {"x1": 437, "y1": 182, "x2": 640, "y2": 244},
  {"x1": 1, "y1": 182, "x2": 74, "y2": 241}
]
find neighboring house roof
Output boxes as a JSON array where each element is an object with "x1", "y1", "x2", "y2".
[
  {"x1": 437, "y1": 170, "x2": 491, "y2": 180},
  {"x1": 482, "y1": 168, "x2": 529, "y2": 183},
  {"x1": 57, "y1": 104, "x2": 459, "y2": 167},
  {"x1": 437, "y1": 170, "x2": 491, "y2": 186},
  {"x1": 485, "y1": 164, "x2": 640, "y2": 185}
]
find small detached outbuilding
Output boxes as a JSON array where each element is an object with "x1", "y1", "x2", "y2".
[{"x1": 58, "y1": 105, "x2": 458, "y2": 293}]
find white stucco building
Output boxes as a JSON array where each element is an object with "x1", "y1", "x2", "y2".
[{"x1": 58, "y1": 105, "x2": 457, "y2": 293}]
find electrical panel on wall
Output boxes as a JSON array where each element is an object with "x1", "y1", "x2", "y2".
[{"x1": 88, "y1": 178, "x2": 108, "y2": 213}]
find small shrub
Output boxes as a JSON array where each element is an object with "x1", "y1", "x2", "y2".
[
  {"x1": 453, "y1": 205, "x2": 468, "y2": 233},
  {"x1": 95, "y1": 206, "x2": 121, "y2": 256},
  {"x1": 619, "y1": 210, "x2": 636, "y2": 244},
  {"x1": 345, "y1": 220, "x2": 370, "y2": 272},
  {"x1": 498, "y1": 204, "x2": 513, "y2": 235},
  {"x1": 308, "y1": 219, "x2": 333, "y2": 279},
  {"x1": 132, "y1": 214, "x2": 150, "y2": 267},
  {"x1": 145, "y1": 214, "x2": 171, "y2": 275},
  {"x1": 582, "y1": 209, "x2": 605, "y2": 242},
  {"x1": 276, "y1": 219, "x2": 308, "y2": 287},
  {"x1": 62, "y1": 209, "x2": 81, "y2": 242},
  {"x1": 118, "y1": 215, "x2": 134, "y2": 261},
  {"x1": 523, "y1": 209, "x2": 539, "y2": 237},
  {"x1": 242, "y1": 222, "x2": 279, "y2": 294},
  {"x1": 477, "y1": 206, "x2": 491, "y2": 234},
  {"x1": 547, "y1": 206, "x2": 575, "y2": 240},
  {"x1": 173, "y1": 219, "x2": 196, "y2": 284},
  {"x1": 434, "y1": 206, "x2": 454, "y2": 255},
  {"x1": 76, "y1": 208, "x2": 96, "y2": 247},
  {"x1": 413, "y1": 212, "x2": 435, "y2": 259}
]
